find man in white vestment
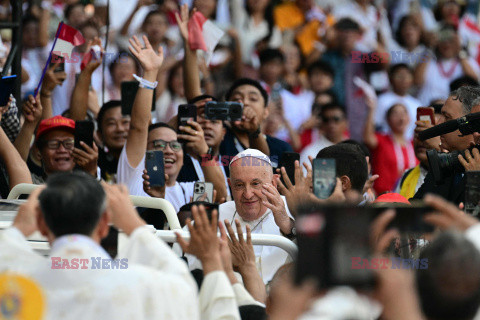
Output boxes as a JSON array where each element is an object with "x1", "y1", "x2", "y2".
[{"x1": 219, "y1": 149, "x2": 295, "y2": 284}]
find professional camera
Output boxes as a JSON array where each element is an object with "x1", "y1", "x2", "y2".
[
  {"x1": 419, "y1": 112, "x2": 480, "y2": 141},
  {"x1": 427, "y1": 145, "x2": 480, "y2": 184}
]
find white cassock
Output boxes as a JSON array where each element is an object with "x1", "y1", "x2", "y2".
[
  {"x1": 219, "y1": 196, "x2": 294, "y2": 284},
  {"x1": 0, "y1": 226, "x2": 241, "y2": 320}
]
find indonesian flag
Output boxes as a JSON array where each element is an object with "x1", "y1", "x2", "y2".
[
  {"x1": 80, "y1": 45, "x2": 102, "y2": 71},
  {"x1": 51, "y1": 22, "x2": 85, "y2": 59},
  {"x1": 187, "y1": 11, "x2": 224, "y2": 65}
]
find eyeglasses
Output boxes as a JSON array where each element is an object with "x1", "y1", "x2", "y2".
[
  {"x1": 44, "y1": 139, "x2": 75, "y2": 150},
  {"x1": 322, "y1": 116, "x2": 344, "y2": 123},
  {"x1": 149, "y1": 139, "x2": 183, "y2": 152}
]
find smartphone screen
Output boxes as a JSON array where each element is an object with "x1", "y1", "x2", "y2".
[
  {"x1": 100, "y1": 226, "x2": 118, "y2": 258},
  {"x1": 416, "y1": 107, "x2": 435, "y2": 126},
  {"x1": 279, "y1": 152, "x2": 300, "y2": 185},
  {"x1": 74, "y1": 120, "x2": 94, "y2": 150},
  {"x1": 145, "y1": 150, "x2": 165, "y2": 187},
  {"x1": 313, "y1": 158, "x2": 336, "y2": 199},
  {"x1": 465, "y1": 171, "x2": 480, "y2": 216},
  {"x1": 0, "y1": 75, "x2": 16, "y2": 106},
  {"x1": 50, "y1": 54, "x2": 65, "y2": 73}
]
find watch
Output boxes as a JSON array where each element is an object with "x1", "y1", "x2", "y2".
[
  {"x1": 281, "y1": 226, "x2": 297, "y2": 240},
  {"x1": 248, "y1": 127, "x2": 261, "y2": 139}
]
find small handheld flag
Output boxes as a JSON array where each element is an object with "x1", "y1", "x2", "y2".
[{"x1": 187, "y1": 12, "x2": 224, "y2": 65}]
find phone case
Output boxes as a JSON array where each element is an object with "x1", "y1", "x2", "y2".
[
  {"x1": 145, "y1": 151, "x2": 165, "y2": 187},
  {"x1": 74, "y1": 120, "x2": 94, "y2": 150},
  {"x1": 193, "y1": 182, "x2": 214, "y2": 203},
  {"x1": 279, "y1": 152, "x2": 300, "y2": 185},
  {"x1": 313, "y1": 159, "x2": 336, "y2": 199},
  {"x1": 0, "y1": 75, "x2": 16, "y2": 106},
  {"x1": 416, "y1": 107, "x2": 435, "y2": 125}
]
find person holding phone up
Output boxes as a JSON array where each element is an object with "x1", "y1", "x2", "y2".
[{"x1": 116, "y1": 35, "x2": 226, "y2": 212}]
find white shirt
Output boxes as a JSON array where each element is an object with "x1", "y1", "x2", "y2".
[
  {"x1": 218, "y1": 197, "x2": 294, "y2": 284},
  {"x1": 417, "y1": 58, "x2": 480, "y2": 106},
  {"x1": 117, "y1": 145, "x2": 194, "y2": 212},
  {"x1": 300, "y1": 135, "x2": 334, "y2": 168},
  {"x1": 375, "y1": 91, "x2": 422, "y2": 140}
]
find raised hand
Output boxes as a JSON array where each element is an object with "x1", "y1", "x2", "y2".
[
  {"x1": 424, "y1": 194, "x2": 478, "y2": 232},
  {"x1": 234, "y1": 106, "x2": 260, "y2": 134},
  {"x1": 72, "y1": 142, "x2": 99, "y2": 177},
  {"x1": 13, "y1": 186, "x2": 45, "y2": 237},
  {"x1": 82, "y1": 37, "x2": 104, "y2": 73},
  {"x1": 175, "y1": 3, "x2": 191, "y2": 41},
  {"x1": 128, "y1": 35, "x2": 164, "y2": 73},
  {"x1": 23, "y1": 95, "x2": 43, "y2": 124},
  {"x1": 255, "y1": 183, "x2": 292, "y2": 235},
  {"x1": 142, "y1": 169, "x2": 167, "y2": 198},
  {"x1": 177, "y1": 120, "x2": 209, "y2": 160},
  {"x1": 41, "y1": 62, "x2": 67, "y2": 95},
  {"x1": 224, "y1": 219, "x2": 256, "y2": 271}
]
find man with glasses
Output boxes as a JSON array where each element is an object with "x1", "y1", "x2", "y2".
[
  {"x1": 300, "y1": 103, "x2": 348, "y2": 165},
  {"x1": 32, "y1": 115, "x2": 99, "y2": 184},
  {"x1": 116, "y1": 36, "x2": 227, "y2": 212}
]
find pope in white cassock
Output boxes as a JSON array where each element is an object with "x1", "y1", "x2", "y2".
[{"x1": 220, "y1": 149, "x2": 295, "y2": 283}]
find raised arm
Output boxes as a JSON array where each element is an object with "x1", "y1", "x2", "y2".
[
  {"x1": 0, "y1": 125, "x2": 32, "y2": 189},
  {"x1": 363, "y1": 97, "x2": 379, "y2": 150},
  {"x1": 39, "y1": 63, "x2": 67, "y2": 119},
  {"x1": 14, "y1": 95, "x2": 43, "y2": 161},
  {"x1": 69, "y1": 38, "x2": 103, "y2": 121},
  {"x1": 176, "y1": 4, "x2": 202, "y2": 101},
  {"x1": 125, "y1": 35, "x2": 164, "y2": 168}
]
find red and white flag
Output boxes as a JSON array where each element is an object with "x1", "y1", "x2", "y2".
[
  {"x1": 51, "y1": 22, "x2": 85, "y2": 59},
  {"x1": 187, "y1": 11, "x2": 224, "y2": 65}
]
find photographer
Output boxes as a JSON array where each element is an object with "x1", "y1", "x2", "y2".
[
  {"x1": 413, "y1": 86, "x2": 480, "y2": 204},
  {"x1": 458, "y1": 97, "x2": 480, "y2": 172}
]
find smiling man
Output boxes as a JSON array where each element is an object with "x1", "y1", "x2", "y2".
[{"x1": 218, "y1": 149, "x2": 295, "y2": 283}]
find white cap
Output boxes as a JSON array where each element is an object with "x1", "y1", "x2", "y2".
[{"x1": 229, "y1": 148, "x2": 272, "y2": 168}]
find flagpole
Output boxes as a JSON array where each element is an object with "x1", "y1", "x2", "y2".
[{"x1": 34, "y1": 21, "x2": 64, "y2": 97}]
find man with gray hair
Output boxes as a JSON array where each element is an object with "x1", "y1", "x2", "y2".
[
  {"x1": 413, "y1": 86, "x2": 480, "y2": 204},
  {"x1": 220, "y1": 149, "x2": 295, "y2": 283}
]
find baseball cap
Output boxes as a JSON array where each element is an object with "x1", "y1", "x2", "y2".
[
  {"x1": 36, "y1": 115, "x2": 75, "y2": 140},
  {"x1": 373, "y1": 193, "x2": 411, "y2": 205},
  {"x1": 229, "y1": 148, "x2": 272, "y2": 168}
]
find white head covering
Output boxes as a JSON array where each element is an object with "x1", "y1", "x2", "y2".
[{"x1": 229, "y1": 148, "x2": 272, "y2": 169}]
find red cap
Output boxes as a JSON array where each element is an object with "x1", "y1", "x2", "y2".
[
  {"x1": 373, "y1": 193, "x2": 411, "y2": 205},
  {"x1": 36, "y1": 116, "x2": 75, "y2": 140}
]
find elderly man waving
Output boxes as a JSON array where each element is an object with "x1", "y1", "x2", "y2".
[{"x1": 220, "y1": 149, "x2": 295, "y2": 283}]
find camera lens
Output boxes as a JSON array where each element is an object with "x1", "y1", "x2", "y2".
[{"x1": 427, "y1": 147, "x2": 478, "y2": 184}]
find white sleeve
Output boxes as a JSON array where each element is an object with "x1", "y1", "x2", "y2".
[
  {"x1": 116, "y1": 145, "x2": 145, "y2": 195},
  {"x1": 0, "y1": 227, "x2": 45, "y2": 273},
  {"x1": 232, "y1": 283, "x2": 266, "y2": 307},
  {"x1": 118, "y1": 226, "x2": 198, "y2": 289},
  {"x1": 465, "y1": 223, "x2": 480, "y2": 253},
  {"x1": 200, "y1": 271, "x2": 241, "y2": 320}
]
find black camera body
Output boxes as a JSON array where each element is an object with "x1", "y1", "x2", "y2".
[{"x1": 427, "y1": 145, "x2": 480, "y2": 184}]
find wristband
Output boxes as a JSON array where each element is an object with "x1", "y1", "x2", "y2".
[
  {"x1": 248, "y1": 127, "x2": 261, "y2": 139},
  {"x1": 133, "y1": 74, "x2": 158, "y2": 90}
]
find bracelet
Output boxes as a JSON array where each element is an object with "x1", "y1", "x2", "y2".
[
  {"x1": 248, "y1": 127, "x2": 261, "y2": 139},
  {"x1": 133, "y1": 74, "x2": 158, "y2": 90}
]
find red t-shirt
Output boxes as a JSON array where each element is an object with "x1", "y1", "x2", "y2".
[{"x1": 370, "y1": 133, "x2": 418, "y2": 195}]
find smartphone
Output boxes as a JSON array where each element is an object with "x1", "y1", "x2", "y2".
[
  {"x1": 50, "y1": 54, "x2": 65, "y2": 73},
  {"x1": 204, "y1": 101, "x2": 243, "y2": 122},
  {"x1": 178, "y1": 104, "x2": 197, "y2": 143},
  {"x1": 145, "y1": 150, "x2": 165, "y2": 187},
  {"x1": 74, "y1": 120, "x2": 94, "y2": 150},
  {"x1": 372, "y1": 204, "x2": 435, "y2": 234},
  {"x1": 0, "y1": 75, "x2": 16, "y2": 106},
  {"x1": 193, "y1": 182, "x2": 214, "y2": 203},
  {"x1": 295, "y1": 205, "x2": 376, "y2": 289},
  {"x1": 100, "y1": 226, "x2": 118, "y2": 258},
  {"x1": 178, "y1": 201, "x2": 219, "y2": 227},
  {"x1": 313, "y1": 158, "x2": 336, "y2": 199},
  {"x1": 417, "y1": 107, "x2": 435, "y2": 126},
  {"x1": 278, "y1": 152, "x2": 300, "y2": 185},
  {"x1": 465, "y1": 171, "x2": 480, "y2": 216},
  {"x1": 121, "y1": 81, "x2": 156, "y2": 115}
]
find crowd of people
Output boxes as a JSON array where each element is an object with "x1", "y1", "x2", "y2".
[{"x1": 2, "y1": 0, "x2": 480, "y2": 319}]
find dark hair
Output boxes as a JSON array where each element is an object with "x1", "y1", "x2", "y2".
[
  {"x1": 417, "y1": 231, "x2": 480, "y2": 320},
  {"x1": 108, "y1": 51, "x2": 140, "y2": 79},
  {"x1": 395, "y1": 15, "x2": 422, "y2": 48},
  {"x1": 389, "y1": 63, "x2": 412, "y2": 77},
  {"x1": 316, "y1": 144, "x2": 368, "y2": 192},
  {"x1": 142, "y1": 10, "x2": 168, "y2": 29},
  {"x1": 340, "y1": 139, "x2": 370, "y2": 158},
  {"x1": 385, "y1": 103, "x2": 407, "y2": 121},
  {"x1": 188, "y1": 94, "x2": 218, "y2": 104},
  {"x1": 245, "y1": 0, "x2": 275, "y2": 43},
  {"x1": 307, "y1": 60, "x2": 335, "y2": 78},
  {"x1": 22, "y1": 14, "x2": 38, "y2": 27},
  {"x1": 39, "y1": 172, "x2": 106, "y2": 237},
  {"x1": 450, "y1": 76, "x2": 480, "y2": 92},
  {"x1": 434, "y1": 1, "x2": 466, "y2": 24},
  {"x1": 259, "y1": 48, "x2": 285, "y2": 65},
  {"x1": 78, "y1": 19, "x2": 100, "y2": 35},
  {"x1": 319, "y1": 103, "x2": 346, "y2": 118},
  {"x1": 97, "y1": 100, "x2": 122, "y2": 133},
  {"x1": 167, "y1": 61, "x2": 183, "y2": 95},
  {"x1": 64, "y1": 3, "x2": 85, "y2": 21},
  {"x1": 148, "y1": 122, "x2": 176, "y2": 133},
  {"x1": 225, "y1": 78, "x2": 269, "y2": 107}
]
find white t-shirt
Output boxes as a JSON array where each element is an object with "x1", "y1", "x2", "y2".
[
  {"x1": 117, "y1": 146, "x2": 194, "y2": 212},
  {"x1": 300, "y1": 135, "x2": 334, "y2": 170},
  {"x1": 375, "y1": 91, "x2": 422, "y2": 140}
]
